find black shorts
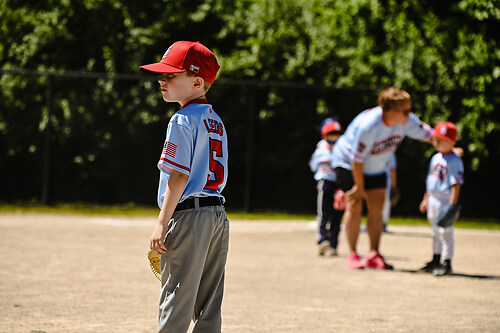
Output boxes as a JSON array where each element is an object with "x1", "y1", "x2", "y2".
[{"x1": 335, "y1": 167, "x2": 387, "y2": 191}]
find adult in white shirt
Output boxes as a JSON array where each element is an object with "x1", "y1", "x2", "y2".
[{"x1": 332, "y1": 87, "x2": 433, "y2": 270}]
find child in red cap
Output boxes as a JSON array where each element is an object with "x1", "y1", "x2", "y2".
[
  {"x1": 141, "y1": 41, "x2": 229, "y2": 332},
  {"x1": 419, "y1": 121, "x2": 464, "y2": 276},
  {"x1": 309, "y1": 118, "x2": 344, "y2": 256}
]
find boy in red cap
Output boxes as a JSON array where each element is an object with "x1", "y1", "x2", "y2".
[
  {"x1": 309, "y1": 118, "x2": 344, "y2": 256},
  {"x1": 419, "y1": 121, "x2": 464, "y2": 276},
  {"x1": 141, "y1": 41, "x2": 229, "y2": 332}
]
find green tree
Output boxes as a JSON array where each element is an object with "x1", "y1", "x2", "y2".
[
  {"x1": 215, "y1": 0, "x2": 499, "y2": 168},
  {"x1": 1, "y1": 0, "x2": 498, "y2": 216}
]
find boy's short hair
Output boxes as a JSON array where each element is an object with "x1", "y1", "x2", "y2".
[{"x1": 378, "y1": 87, "x2": 411, "y2": 112}]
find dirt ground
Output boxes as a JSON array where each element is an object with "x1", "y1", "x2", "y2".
[{"x1": 1, "y1": 213, "x2": 499, "y2": 333}]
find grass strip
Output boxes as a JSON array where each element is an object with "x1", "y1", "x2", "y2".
[{"x1": 0, "y1": 203, "x2": 498, "y2": 230}]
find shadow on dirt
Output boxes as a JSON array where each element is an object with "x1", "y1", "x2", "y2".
[{"x1": 397, "y1": 269, "x2": 500, "y2": 280}]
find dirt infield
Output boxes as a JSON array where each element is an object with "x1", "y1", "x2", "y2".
[{"x1": 1, "y1": 213, "x2": 499, "y2": 333}]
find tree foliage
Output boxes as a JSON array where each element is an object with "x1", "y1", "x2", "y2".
[
  {"x1": 1, "y1": 0, "x2": 498, "y2": 216},
  {"x1": 213, "y1": 0, "x2": 499, "y2": 166}
]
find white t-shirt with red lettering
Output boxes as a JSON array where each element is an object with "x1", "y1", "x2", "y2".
[{"x1": 332, "y1": 106, "x2": 432, "y2": 175}]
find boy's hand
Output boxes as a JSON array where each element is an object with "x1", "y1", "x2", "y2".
[
  {"x1": 419, "y1": 199, "x2": 427, "y2": 213},
  {"x1": 150, "y1": 222, "x2": 168, "y2": 255}
]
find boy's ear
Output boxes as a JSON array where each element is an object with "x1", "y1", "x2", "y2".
[{"x1": 193, "y1": 76, "x2": 204, "y2": 89}]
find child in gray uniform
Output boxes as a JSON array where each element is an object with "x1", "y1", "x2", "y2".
[
  {"x1": 141, "y1": 41, "x2": 229, "y2": 332},
  {"x1": 419, "y1": 121, "x2": 464, "y2": 276}
]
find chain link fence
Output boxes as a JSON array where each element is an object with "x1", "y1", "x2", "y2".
[{"x1": 0, "y1": 69, "x2": 493, "y2": 217}]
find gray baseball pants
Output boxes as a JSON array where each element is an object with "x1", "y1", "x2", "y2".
[
  {"x1": 427, "y1": 195, "x2": 454, "y2": 260},
  {"x1": 159, "y1": 205, "x2": 229, "y2": 333}
]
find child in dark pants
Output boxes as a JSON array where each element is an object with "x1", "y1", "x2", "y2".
[{"x1": 309, "y1": 119, "x2": 344, "y2": 256}]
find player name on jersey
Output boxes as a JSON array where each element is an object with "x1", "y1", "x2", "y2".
[
  {"x1": 370, "y1": 135, "x2": 402, "y2": 155},
  {"x1": 204, "y1": 118, "x2": 224, "y2": 136}
]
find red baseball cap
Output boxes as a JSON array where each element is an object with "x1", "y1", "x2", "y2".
[
  {"x1": 139, "y1": 41, "x2": 220, "y2": 83},
  {"x1": 321, "y1": 120, "x2": 342, "y2": 137},
  {"x1": 433, "y1": 121, "x2": 458, "y2": 142}
]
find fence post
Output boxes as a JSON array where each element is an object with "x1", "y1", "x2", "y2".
[{"x1": 41, "y1": 73, "x2": 52, "y2": 205}]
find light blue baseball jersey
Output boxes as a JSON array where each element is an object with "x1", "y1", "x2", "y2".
[
  {"x1": 332, "y1": 106, "x2": 432, "y2": 175},
  {"x1": 426, "y1": 152, "x2": 464, "y2": 197},
  {"x1": 157, "y1": 100, "x2": 228, "y2": 208},
  {"x1": 309, "y1": 139, "x2": 336, "y2": 182}
]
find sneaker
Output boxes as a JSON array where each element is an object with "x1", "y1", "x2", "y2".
[
  {"x1": 418, "y1": 260, "x2": 440, "y2": 273},
  {"x1": 365, "y1": 252, "x2": 394, "y2": 270},
  {"x1": 433, "y1": 262, "x2": 453, "y2": 276},
  {"x1": 347, "y1": 252, "x2": 365, "y2": 269},
  {"x1": 318, "y1": 240, "x2": 330, "y2": 256},
  {"x1": 326, "y1": 247, "x2": 338, "y2": 257}
]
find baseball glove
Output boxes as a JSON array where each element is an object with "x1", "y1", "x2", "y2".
[
  {"x1": 437, "y1": 204, "x2": 461, "y2": 227},
  {"x1": 147, "y1": 250, "x2": 161, "y2": 281},
  {"x1": 333, "y1": 189, "x2": 346, "y2": 211},
  {"x1": 389, "y1": 187, "x2": 400, "y2": 206}
]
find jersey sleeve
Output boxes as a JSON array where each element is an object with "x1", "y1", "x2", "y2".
[
  {"x1": 158, "y1": 115, "x2": 193, "y2": 176},
  {"x1": 309, "y1": 141, "x2": 331, "y2": 172},
  {"x1": 350, "y1": 127, "x2": 374, "y2": 164},
  {"x1": 309, "y1": 149, "x2": 320, "y2": 172},
  {"x1": 404, "y1": 113, "x2": 433, "y2": 142}
]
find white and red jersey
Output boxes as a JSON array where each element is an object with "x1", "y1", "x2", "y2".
[
  {"x1": 426, "y1": 152, "x2": 464, "y2": 199},
  {"x1": 309, "y1": 139, "x2": 336, "y2": 182},
  {"x1": 157, "y1": 99, "x2": 228, "y2": 208},
  {"x1": 332, "y1": 106, "x2": 432, "y2": 175}
]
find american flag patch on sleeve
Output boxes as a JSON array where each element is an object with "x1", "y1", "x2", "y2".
[{"x1": 162, "y1": 141, "x2": 177, "y2": 158}]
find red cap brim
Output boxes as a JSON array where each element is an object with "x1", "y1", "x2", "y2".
[{"x1": 139, "y1": 62, "x2": 186, "y2": 74}]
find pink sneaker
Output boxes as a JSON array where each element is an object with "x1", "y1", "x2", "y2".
[
  {"x1": 365, "y1": 252, "x2": 393, "y2": 270},
  {"x1": 347, "y1": 252, "x2": 365, "y2": 270}
]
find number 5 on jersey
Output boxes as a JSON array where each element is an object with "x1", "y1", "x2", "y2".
[{"x1": 205, "y1": 138, "x2": 224, "y2": 190}]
